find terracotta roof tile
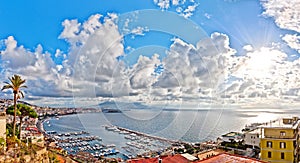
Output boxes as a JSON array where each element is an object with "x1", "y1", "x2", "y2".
[
  {"x1": 127, "y1": 154, "x2": 189, "y2": 163},
  {"x1": 196, "y1": 153, "x2": 267, "y2": 163}
]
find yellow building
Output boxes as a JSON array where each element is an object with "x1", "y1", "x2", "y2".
[{"x1": 260, "y1": 117, "x2": 300, "y2": 163}]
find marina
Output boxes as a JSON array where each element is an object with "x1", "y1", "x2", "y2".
[
  {"x1": 46, "y1": 130, "x2": 122, "y2": 158},
  {"x1": 102, "y1": 124, "x2": 177, "y2": 157},
  {"x1": 43, "y1": 115, "x2": 179, "y2": 160}
]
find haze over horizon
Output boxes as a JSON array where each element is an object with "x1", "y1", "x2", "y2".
[{"x1": 0, "y1": 0, "x2": 299, "y2": 108}]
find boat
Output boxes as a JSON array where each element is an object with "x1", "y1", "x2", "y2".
[{"x1": 101, "y1": 108, "x2": 122, "y2": 113}]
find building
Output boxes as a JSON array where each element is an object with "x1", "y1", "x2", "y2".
[
  {"x1": 221, "y1": 132, "x2": 244, "y2": 143},
  {"x1": 260, "y1": 117, "x2": 300, "y2": 163},
  {"x1": 127, "y1": 154, "x2": 194, "y2": 163},
  {"x1": 0, "y1": 112, "x2": 6, "y2": 140},
  {"x1": 197, "y1": 149, "x2": 223, "y2": 161},
  {"x1": 244, "y1": 128, "x2": 261, "y2": 148},
  {"x1": 196, "y1": 153, "x2": 266, "y2": 163}
]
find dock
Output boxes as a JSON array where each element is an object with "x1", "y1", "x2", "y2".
[{"x1": 107, "y1": 125, "x2": 187, "y2": 145}]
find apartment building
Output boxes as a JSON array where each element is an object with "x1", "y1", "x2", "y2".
[{"x1": 260, "y1": 117, "x2": 300, "y2": 163}]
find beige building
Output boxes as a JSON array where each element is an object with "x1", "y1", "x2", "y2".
[{"x1": 0, "y1": 112, "x2": 6, "y2": 140}]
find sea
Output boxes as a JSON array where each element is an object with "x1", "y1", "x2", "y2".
[{"x1": 43, "y1": 105, "x2": 300, "y2": 159}]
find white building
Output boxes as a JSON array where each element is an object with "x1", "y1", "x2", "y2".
[{"x1": 244, "y1": 128, "x2": 260, "y2": 148}]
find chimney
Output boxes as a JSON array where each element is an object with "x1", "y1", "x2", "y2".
[{"x1": 158, "y1": 158, "x2": 162, "y2": 163}]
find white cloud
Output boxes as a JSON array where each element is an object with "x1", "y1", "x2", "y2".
[
  {"x1": 130, "y1": 54, "x2": 161, "y2": 89},
  {"x1": 0, "y1": 14, "x2": 125, "y2": 100},
  {"x1": 153, "y1": 0, "x2": 198, "y2": 18},
  {"x1": 172, "y1": 0, "x2": 179, "y2": 6},
  {"x1": 153, "y1": 0, "x2": 170, "y2": 10},
  {"x1": 182, "y1": 4, "x2": 198, "y2": 18},
  {"x1": 2, "y1": 11, "x2": 300, "y2": 106},
  {"x1": 243, "y1": 45, "x2": 254, "y2": 52},
  {"x1": 224, "y1": 46, "x2": 300, "y2": 104},
  {"x1": 152, "y1": 32, "x2": 237, "y2": 102},
  {"x1": 282, "y1": 34, "x2": 300, "y2": 53},
  {"x1": 261, "y1": 0, "x2": 300, "y2": 33},
  {"x1": 59, "y1": 19, "x2": 81, "y2": 41},
  {"x1": 204, "y1": 13, "x2": 211, "y2": 19},
  {"x1": 130, "y1": 26, "x2": 149, "y2": 36}
]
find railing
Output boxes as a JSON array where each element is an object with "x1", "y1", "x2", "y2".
[{"x1": 264, "y1": 135, "x2": 295, "y2": 139}]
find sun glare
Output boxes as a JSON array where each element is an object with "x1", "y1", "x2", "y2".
[{"x1": 236, "y1": 47, "x2": 286, "y2": 79}]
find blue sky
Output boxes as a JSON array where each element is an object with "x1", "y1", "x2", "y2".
[{"x1": 0, "y1": 0, "x2": 300, "y2": 108}]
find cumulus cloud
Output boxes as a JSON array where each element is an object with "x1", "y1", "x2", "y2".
[
  {"x1": 0, "y1": 14, "x2": 124, "y2": 100},
  {"x1": 243, "y1": 45, "x2": 254, "y2": 52},
  {"x1": 223, "y1": 46, "x2": 300, "y2": 104},
  {"x1": 151, "y1": 32, "x2": 237, "y2": 102},
  {"x1": 282, "y1": 34, "x2": 300, "y2": 53},
  {"x1": 2, "y1": 10, "x2": 300, "y2": 106},
  {"x1": 0, "y1": 36, "x2": 69, "y2": 97},
  {"x1": 129, "y1": 54, "x2": 161, "y2": 89},
  {"x1": 261, "y1": 0, "x2": 300, "y2": 33}
]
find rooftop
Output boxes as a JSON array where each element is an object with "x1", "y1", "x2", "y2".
[
  {"x1": 196, "y1": 153, "x2": 267, "y2": 163},
  {"x1": 127, "y1": 154, "x2": 190, "y2": 163},
  {"x1": 247, "y1": 128, "x2": 261, "y2": 134},
  {"x1": 222, "y1": 132, "x2": 243, "y2": 137},
  {"x1": 259, "y1": 117, "x2": 300, "y2": 129}
]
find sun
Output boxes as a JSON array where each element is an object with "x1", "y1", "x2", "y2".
[{"x1": 235, "y1": 46, "x2": 286, "y2": 79}]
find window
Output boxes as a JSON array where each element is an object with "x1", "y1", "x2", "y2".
[
  {"x1": 280, "y1": 142, "x2": 286, "y2": 148},
  {"x1": 280, "y1": 131, "x2": 286, "y2": 136},
  {"x1": 267, "y1": 141, "x2": 272, "y2": 148},
  {"x1": 268, "y1": 151, "x2": 272, "y2": 158},
  {"x1": 281, "y1": 152, "x2": 285, "y2": 159}
]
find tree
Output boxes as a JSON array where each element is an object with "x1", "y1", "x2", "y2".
[
  {"x1": 7, "y1": 104, "x2": 37, "y2": 139},
  {"x1": 2, "y1": 74, "x2": 27, "y2": 138}
]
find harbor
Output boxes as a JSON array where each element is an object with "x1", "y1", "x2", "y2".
[{"x1": 42, "y1": 114, "x2": 184, "y2": 160}]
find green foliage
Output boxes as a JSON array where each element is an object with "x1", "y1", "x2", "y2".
[
  {"x1": 7, "y1": 104, "x2": 37, "y2": 139},
  {"x1": 2, "y1": 74, "x2": 27, "y2": 138},
  {"x1": 48, "y1": 152, "x2": 60, "y2": 163},
  {"x1": 174, "y1": 148, "x2": 184, "y2": 154},
  {"x1": 7, "y1": 104, "x2": 37, "y2": 118},
  {"x1": 6, "y1": 123, "x2": 19, "y2": 138},
  {"x1": 1, "y1": 74, "x2": 27, "y2": 94},
  {"x1": 0, "y1": 137, "x2": 5, "y2": 154},
  {"x1": 221, "y1": 141, "x2": 246, "y2": 150},
  {"x1": 183, "y1": 143, "x2": 195, "y2": 154}
]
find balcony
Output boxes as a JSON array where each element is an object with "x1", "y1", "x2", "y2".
[{"x1": 264, "y1": 134, "x2": 296, "y2": 139}]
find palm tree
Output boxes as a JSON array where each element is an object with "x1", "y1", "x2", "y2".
[
  {"x1": 2, "y1": 74, "x2": 27, "y2": 138},
  {"x1": 7, "y1": 104, "x2": 37, "y2": 139}
]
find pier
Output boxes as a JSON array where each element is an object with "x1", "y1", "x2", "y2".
[{"x1": 105, "y1": 125, "x2": 187, "y2": 145}]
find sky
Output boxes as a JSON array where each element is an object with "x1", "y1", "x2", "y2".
[{"x1": 0, "y1": 0, "x2": 300, "y2": 108}]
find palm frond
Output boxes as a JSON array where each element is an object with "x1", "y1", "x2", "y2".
[
  {"x1": 17, "y1": 91, "x2": 25, "y2": 99},
  {"x1": 1, "y1": 84, "x2": 13, "y2": 91}
]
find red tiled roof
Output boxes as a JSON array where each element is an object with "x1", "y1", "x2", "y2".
[
  {"x1": 127, "y1": 154, "x2": 189, "y2": 163},
  {"x1": 196, "y1": 153, "x2": 267, "y2": 163}
]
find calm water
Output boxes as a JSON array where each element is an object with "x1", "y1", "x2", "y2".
[{"x1": 44, "y1": 107, "x2": 300, "y2": 143}]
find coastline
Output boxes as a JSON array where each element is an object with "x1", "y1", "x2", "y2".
[{"x1": 37, "y1": 117, "x2": 48, "y2": 133}]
